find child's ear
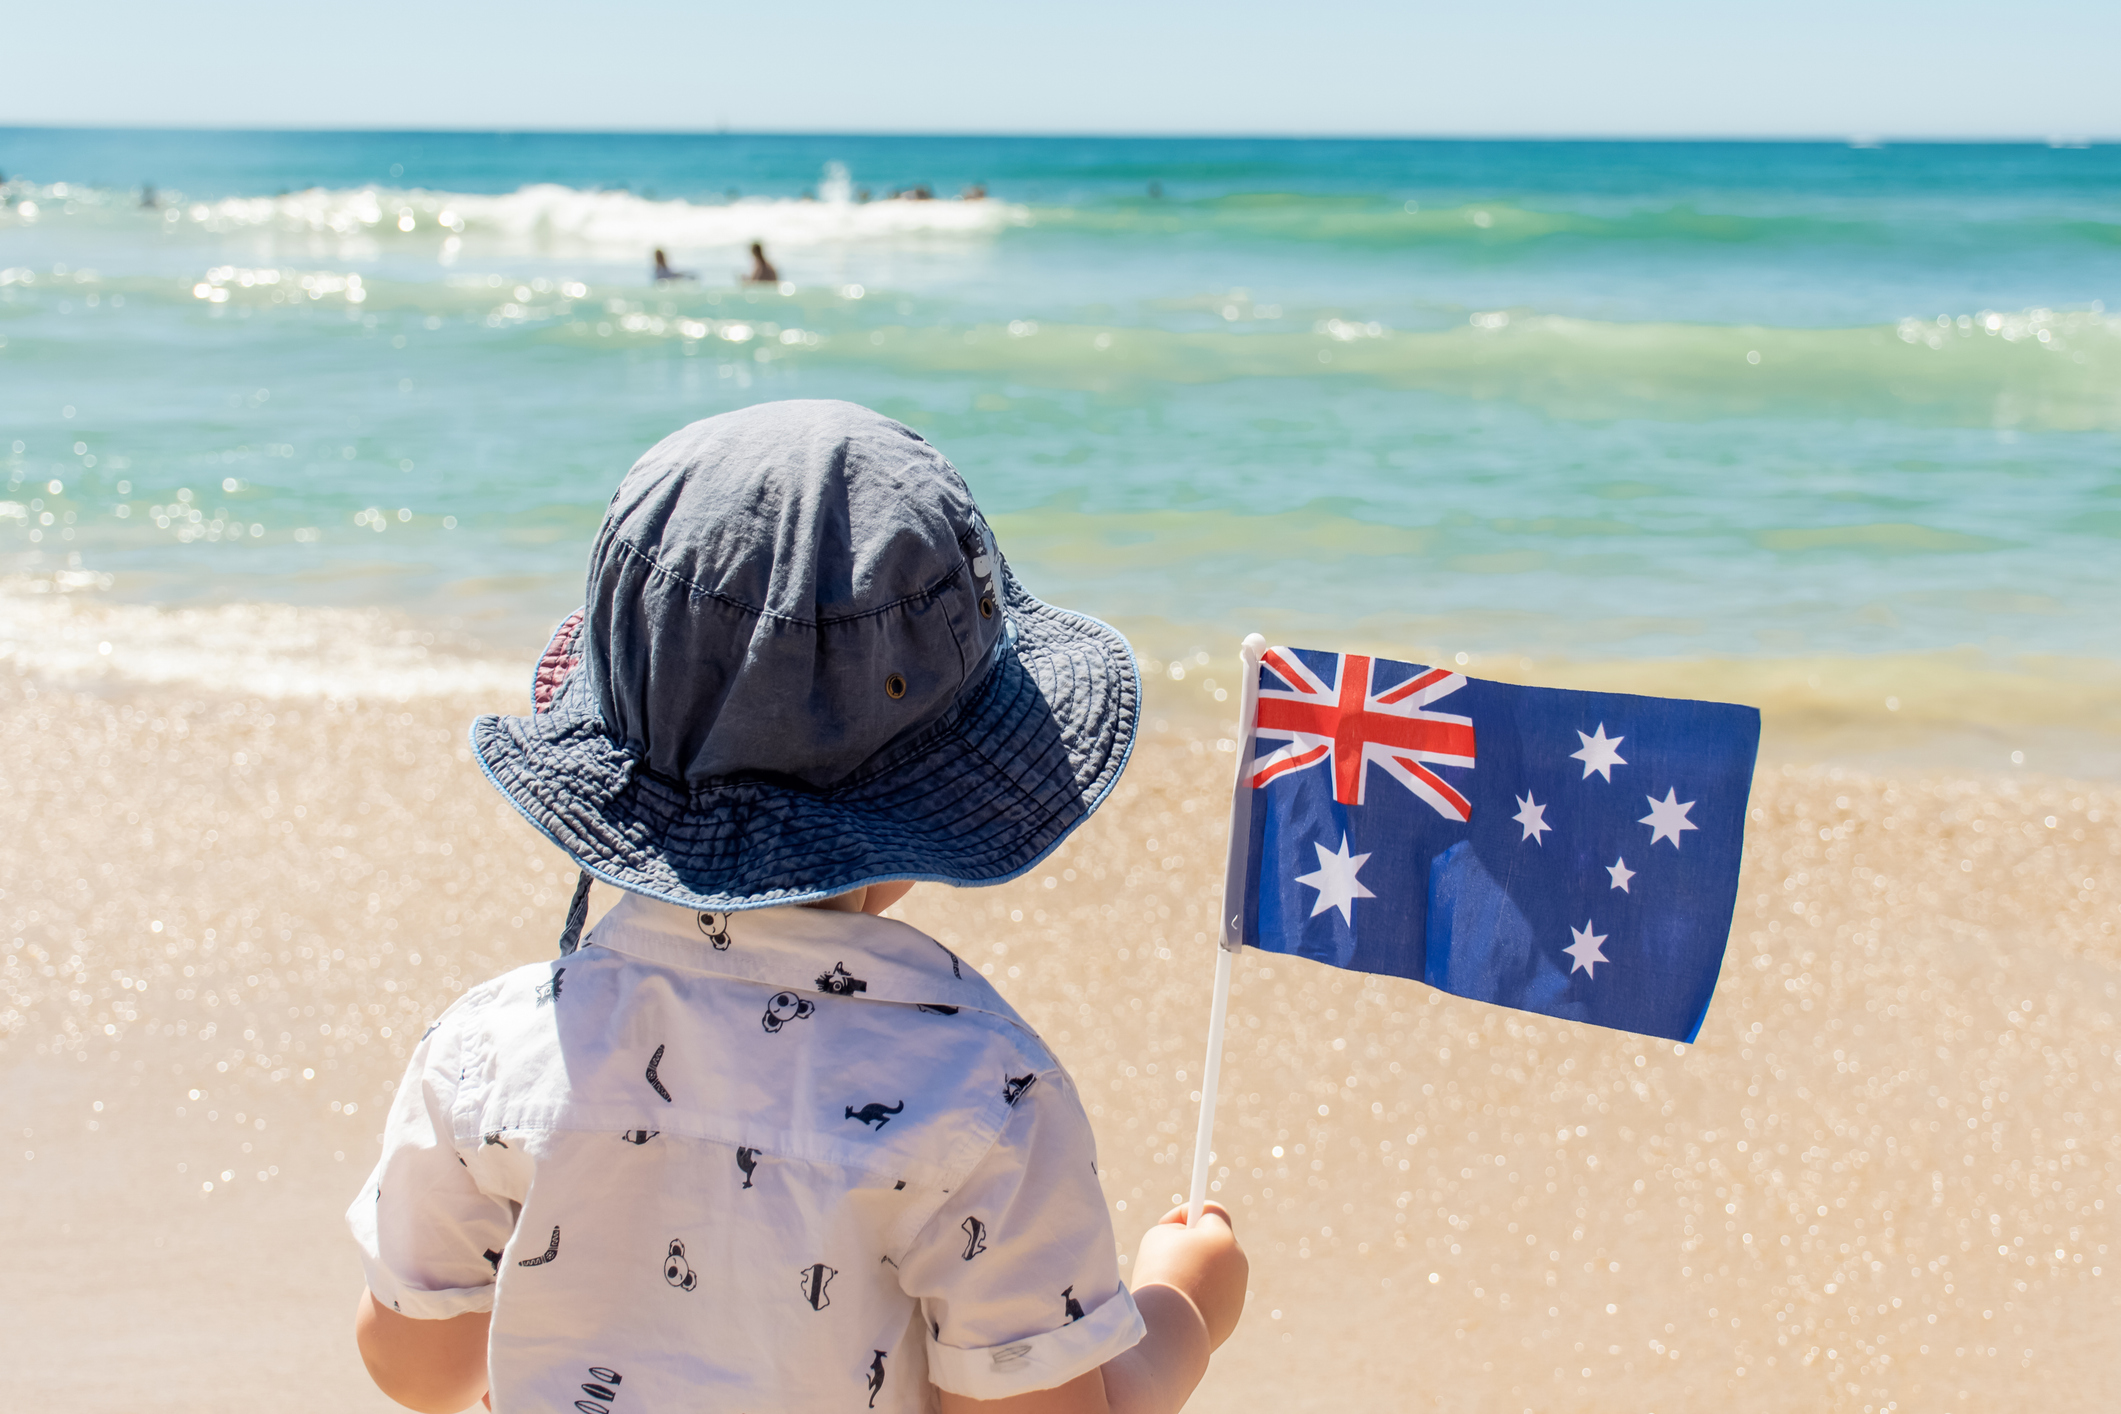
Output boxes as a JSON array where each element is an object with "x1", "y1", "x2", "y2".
[{"x1": 861, "y1": 881, "x2": 917, "y2": 916}]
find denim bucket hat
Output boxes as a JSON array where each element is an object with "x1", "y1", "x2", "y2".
[{"x1": 471, "y1": 400, "x2": 1140, "y2": 936}]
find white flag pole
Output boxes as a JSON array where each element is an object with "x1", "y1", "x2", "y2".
[{"x1": 1186, "y1": 632, "x2": 1267, "y2": 1228}]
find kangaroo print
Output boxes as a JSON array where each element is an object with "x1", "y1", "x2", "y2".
[
  {"x1": 736, "y1": 1147, "x2": 759, "y2": 1188},
  {"x1": 1062, "y1": 1286, "x2": 1086, "y2": 1323},
  {"x1": 845, "y1": 1100, "x2": 903, "y2": 1130},
  {"x1": 867, "y1": 1350, "x2": 888, "y2": 1408}
]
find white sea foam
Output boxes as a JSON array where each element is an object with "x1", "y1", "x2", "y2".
[
  {"x1": 167, "y1": 182, "x2": 1026, "y2": 256},
  {"x1": 0, "y1": 577, "x2": 522, "y2": 703}
]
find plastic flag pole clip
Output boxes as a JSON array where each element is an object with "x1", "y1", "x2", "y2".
[{"x1": 1186, "y1": 633, "x2": 1266, "y2": 1228}]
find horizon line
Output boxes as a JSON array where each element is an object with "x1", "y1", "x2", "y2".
[{"x1": 0, "y1": 122, "x2": 2110, "y2": 145}]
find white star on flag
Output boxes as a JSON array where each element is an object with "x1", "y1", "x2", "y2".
[
  {"x1": 1640, "y1": 787, "x2": 1699, "y2": 849},
  {"x1": 1569, "y1": 723, "x2": 1627, "y2": 781},
  {"x1": 1513, "y1": 792, "x2": 1551, "y2": 844},
  {"x1": 1606, "y1": 856, "x2": 1635, "y2": 892},
  {"x1": 1564, "y1": 920, "x2": 1610, "y2": 977},
  {"x1": 1295, "y1": 833, "x2": 1376, "y2": 925}
]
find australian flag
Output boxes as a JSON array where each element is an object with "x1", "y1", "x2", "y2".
[{"x1": 1226, "y1": 646, "x2": 1760, "y2": 1043}]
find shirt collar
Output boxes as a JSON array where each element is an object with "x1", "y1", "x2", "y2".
[{"x1": 582, "y1": 891, "x2": 1009, "y2": 1018}]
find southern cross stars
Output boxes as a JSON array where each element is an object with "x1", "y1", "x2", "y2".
[
  {"x1": 1513, "y1": 792, "x2": 1551, "y2": 844},
  {"x1": 1564, "y1": 920, "x2": 1609, "y2": 978},
  {"x1": 1570, "y1": 723, "x2": 1627, "y2": 781},
  {"x1": 1295, "y1": 833, "x2": 1375, "y2": 925},
  {"x1": 1640, "y1": 787, "x2": 1699, "y2": 848},
  {"x1": 1606, "y1": 856, "x2": 1635, "y2": 892}
]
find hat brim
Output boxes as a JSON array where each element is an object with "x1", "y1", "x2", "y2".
[{"x1": 469, "y1": 571, "x2": 1140, "y2": 911}]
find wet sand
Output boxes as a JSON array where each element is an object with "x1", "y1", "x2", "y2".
[{"x1": 1, "y1": 666, "x2": 2115, "y2": 1411}]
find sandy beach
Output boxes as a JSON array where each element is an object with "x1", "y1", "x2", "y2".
[{"x1": 2, "y1": 632, "x2": 2114, "y2": 1412}]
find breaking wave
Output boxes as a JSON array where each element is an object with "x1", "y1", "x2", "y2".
[{"x1": 0, "y1": 177, "x2": 1028, "y2": 256}]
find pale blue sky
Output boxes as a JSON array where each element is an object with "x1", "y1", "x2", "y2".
[{"x1": 14, "y1": 0, "x2": 2117, "y2": 136}]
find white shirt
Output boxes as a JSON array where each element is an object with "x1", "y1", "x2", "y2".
[{"x1": 349, "y1": 894, "x2": 1144, "y2": 1411}]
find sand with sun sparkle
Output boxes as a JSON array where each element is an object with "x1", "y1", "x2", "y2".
[{"x1": 1, "y1": 661, "x2": 2115, "y2": 1412}]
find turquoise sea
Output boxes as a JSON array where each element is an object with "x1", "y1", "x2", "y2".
[{"x1": 2, "y1": 131, "x2": 2117, "y2": 744}]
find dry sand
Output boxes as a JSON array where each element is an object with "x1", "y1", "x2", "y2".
[{"x1": 1, "y1": 665, "x2": 2116, "y2": 1411}]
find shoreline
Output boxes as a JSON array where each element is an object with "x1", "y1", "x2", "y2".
[
  {"x1": 8, "y1": 578, "x2": 2116, "y2": 781},
  {"x1": 1, "y1": 620, "x2": 2115, "y2": 1409}
]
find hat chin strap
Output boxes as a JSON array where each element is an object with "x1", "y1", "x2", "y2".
[{"x1": 557, "y1": 869, "x2": 595, "y2": 955}]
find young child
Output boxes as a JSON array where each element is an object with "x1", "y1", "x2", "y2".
[{"x1": 349, "y1": 400, "x2": 1247, "y2": 1413}]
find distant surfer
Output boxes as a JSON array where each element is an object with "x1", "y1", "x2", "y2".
[
  {"x1": 744, "y1": 242, "x2": 779, "y2": 285},
  {"x1": 653, "y1": 248, "x2": 694, "y2": 282}
]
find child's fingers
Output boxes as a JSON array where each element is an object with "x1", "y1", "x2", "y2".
[{"x1": 1155, "y1": 1201, "x2": 1236, "y2": 1231}]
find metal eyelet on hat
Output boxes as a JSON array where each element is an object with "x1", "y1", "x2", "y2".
[
  {"x1": 979, "y1": 595, "x2": 995, "y2": 619},
  {"x1": 885, "y1": 673, "x2": 907, "y2": 699}
]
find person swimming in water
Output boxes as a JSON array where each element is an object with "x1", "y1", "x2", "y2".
[
  {"x1": 744, "y1": 242, "x2": 778, "y2": 284},
  {"x1": 652, "y1": 248, "x2": 695, "y2": 282}
]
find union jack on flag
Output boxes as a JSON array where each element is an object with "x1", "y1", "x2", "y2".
[
  {"x1": 1226, "y1": 644, "x2": 1761, "y2": 1042},
  {"x1": 1252, "y1": 648, "x2": 1476, "y2": 819}
]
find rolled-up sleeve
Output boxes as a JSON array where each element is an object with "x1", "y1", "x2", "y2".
[
  {"x1": 346, "y1": 1008, "x2": 516, "y2": 1320},
  {"x1": 896, "y1": 1068, "x2": 1145, "y2": 1400}
]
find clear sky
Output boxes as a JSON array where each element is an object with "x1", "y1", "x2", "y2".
[{"x1": 10, "y1": 0, "x2": 2116, "y2": 137}]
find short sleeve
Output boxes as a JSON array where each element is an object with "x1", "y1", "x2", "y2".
[
  {"x1": 895, "y1": 1067, "x2": 1145, "y2": 1400},
  {"x1": 346, "y1": 1007, "x2": 517, "y2": 1320}
]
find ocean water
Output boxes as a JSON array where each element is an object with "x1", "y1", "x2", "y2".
[{"x1": 1, "y1": 130, "x2": 2118, "y2": 740}]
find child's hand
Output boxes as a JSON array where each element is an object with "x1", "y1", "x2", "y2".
[{"x1": 1132, "y1": 1204, "x2": 1248, "y2": 1350}]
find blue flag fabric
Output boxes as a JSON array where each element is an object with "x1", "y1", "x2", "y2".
[{"x1": 1229, "y1": 647, "x2": 1760, "y2": 1042}]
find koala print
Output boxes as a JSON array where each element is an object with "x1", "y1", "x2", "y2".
[
  {"x1": 695, "y1": 912, "x2": 733, "y2": 951},
  {"x1": 663, "y1": 1238, "x2": 697, "y2": 1291},
  {"x1": 761, "y1": 991, "x2": 816, "y2": 1034}
]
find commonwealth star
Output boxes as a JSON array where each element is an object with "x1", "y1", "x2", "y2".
[{"x1": 1295, "y1": 834, "x2": 1376, "y2": 926}]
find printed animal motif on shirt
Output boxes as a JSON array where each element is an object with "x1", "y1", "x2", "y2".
[
  {"x1": 736, "y1": 1147, "x2": 759, "y2": 1188},
  {"x1": 762, "y1": 990, "x2": 816, "y2": 1033},
  {"x1": 645, "y1": 1044, "x2": 671, "y2": 1102},
  {"x1": 845, "y1": 1100, "x2": 904, "y2": 1130},
  {"x1": 960, "y1": 1215, "x2": 988, "y2": 1260},
  {"x1": 619, "y1": 1129, "x2": 658, "y2": 1145},
  {"x1": 1062, "y1": 1286, "x2": 1086, "y2": 1323},
  {"x1": 916, "y1": 1003, "x2": 959, "y2": 1016},
  {"x1": 574, "y1": 1366, "x2": 623, "y2": 1414},
  {"x1": 816, "y1": 961, "x2": 867, "y2": 995},
  {"x1": 867, "y1": 1350, "x2": 888, "y2": 1409},
  {"x1": 663, "y1": 1238, "x2": 697, "y2": 1291},
  {"x1": 799, "y1": 1263, "x2": 837, "y2": 1310},
  {"x1": 535, "y1": 968, "x2": 565, "y2": 1006},
  {"x1": 696, "y1": 912, "x2": 733, "y2": 950},
  {"x1": 483, "y1": 1248, "x2": 502, "y2": 1271},
  {"x1": 1003, "y1": 1073, "x2": 1038, "y2": 1106},
  {"x1": 482, "y1": 1131, "x2": 509, "y2": 1148},
  {"x1": 519, "y1": 1226, "x2": 562, "y2": 1267}
]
